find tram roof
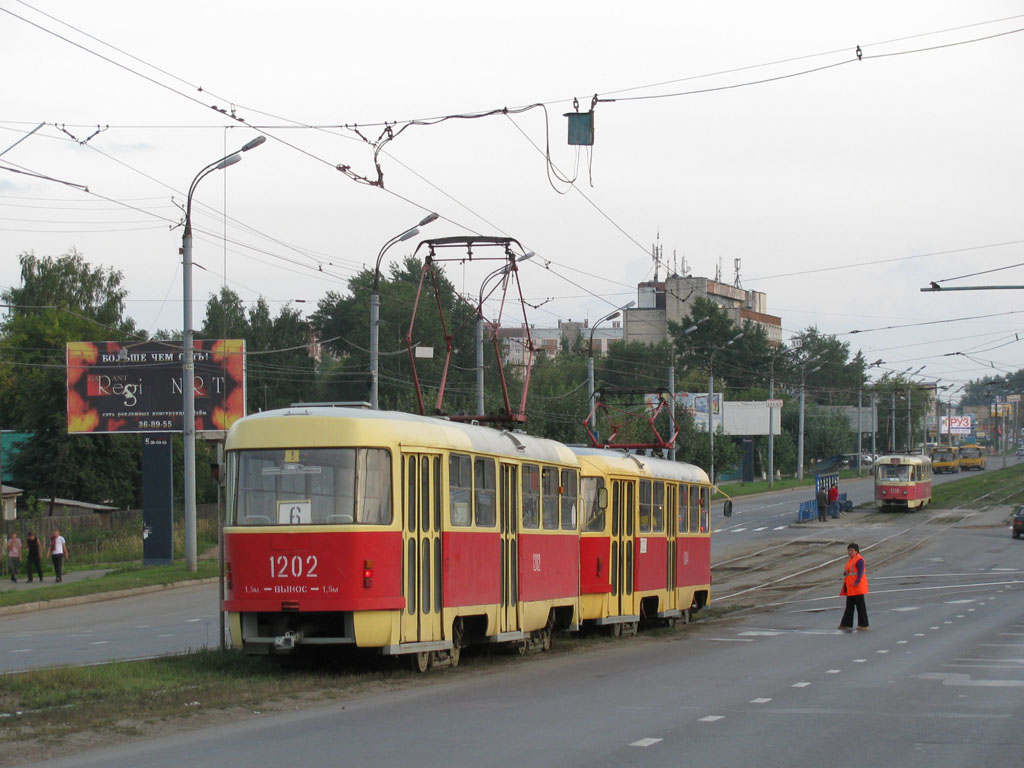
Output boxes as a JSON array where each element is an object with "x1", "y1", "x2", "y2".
[
  {"x1": 571, "y1": 446, "x2": 710, "y2": 484},
  {"x1": 873, "y1": 453, "x2": 932, "y2": 465},
  {"x1": 227, "y1": 406, "x2": 578, "y2": 465}
]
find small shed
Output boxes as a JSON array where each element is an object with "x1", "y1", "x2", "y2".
[{"x1": 2, "y1": 484, "x2": 23, "y2": 521}]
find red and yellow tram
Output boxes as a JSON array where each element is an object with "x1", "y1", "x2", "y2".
[
  {"x1": 874, "y1": 453, "x2": 932, "y2": 510},
  {"x1": 574, "y1": 448, "x2": 712, "y2": 633},
  {"x1": 223, "y1": 406, "x2": 581, "y2": 668},
  {"x1": 222, "y1": 406, "x2": 717, "y2": 666}
]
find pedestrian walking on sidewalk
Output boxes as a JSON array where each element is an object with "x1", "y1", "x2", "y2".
[
  {"x1": 25, "y1": 531, "x2": 44, "y2": 582},
  {"x1": 46, "y1": 528, "x2": 69, "y2": 583},
  {"x1": 838, "y1": 542, "x2": 869, "y2": 630},
  {"x1": 6, "y1": 530, "x2": 21, "y2": 582}
]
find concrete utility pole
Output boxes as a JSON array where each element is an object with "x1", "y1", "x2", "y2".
[
  {"x1": 796, "y1": 361, "x2": 820, "y2": 481},
  {"x1": 182, "y1": 135, "x2": 265, "y2": 572}
]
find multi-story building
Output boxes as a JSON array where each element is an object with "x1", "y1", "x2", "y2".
[
  {"x1": 498, "y1": 319, "x2": 624, "y2": 368},
  {"x1": 623, "y1": 274, "x2": 782, "y2": 347}
]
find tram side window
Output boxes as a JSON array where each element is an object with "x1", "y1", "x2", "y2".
[
  {"x1": 542, "y1": 467, "x2": 559, "y2": 530},
  {"x1": 561, "y1": 469, "x2": 578, "y2": 530},
  {"x1": 449, "y1": 454, "x2": 473, "y2": 526},
  {"x1": 653, "y1": 481, "x2": 665, "y2": 533},
  {"x1": 475, "y1": 457, "x2": 497, "y2": 527},
  {"x1": 688, "y1": 485, "x2": 699, "y2": 534},
  {"x1": 699, "y1": 486, "x2": 709, "y2": 533},
  {"x1": 677, "y1": 485, "x2": 689, "y2": 533},
  {"x1": 581, "y1": 477, "x2": 605, "y2": 532},
  {"x1": 638, "y1": 480, "x2": 652, "y2": 533},
  {"x1": 522, "y1": 464, "x2": 540, "y2": 529}
]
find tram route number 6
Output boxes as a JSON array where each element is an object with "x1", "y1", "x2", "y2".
[
  {"x1": 270, "y1": 554, "x2": 319, "y2": 579},
  {"x1": 277, "y1": 499, "x2": 311, "y2": 525}
]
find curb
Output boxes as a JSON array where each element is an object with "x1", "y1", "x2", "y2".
[{"x1": 0, "y1": 577, "x2": 219, "y2": 617}]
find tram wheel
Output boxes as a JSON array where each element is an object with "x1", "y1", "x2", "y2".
[
  {"x1": 449, "y1": 619, "x2": 464, "y2": 668},
  {"x1": 411, "y1": 651, "x2": 432, "y2": 673}
]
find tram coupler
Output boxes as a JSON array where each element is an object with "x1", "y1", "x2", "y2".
[{"x1": 274, "y1": 630, "x2": 304, "y2": 651}]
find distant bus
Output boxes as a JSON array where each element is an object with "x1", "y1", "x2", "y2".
[
  {"x1": 930, "y1": 445, "x2": 960, "y2": 474},
  {"x1": 958, "y1": 445, "x2": 986, "y2": 471},
  {"x1": 875, "y1": 454, "x2": 932, "y2": 511}
]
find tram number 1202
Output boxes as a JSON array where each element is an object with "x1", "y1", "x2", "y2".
[{"x1": 269, "y1": 555, "x2": 318, "y2": 579}]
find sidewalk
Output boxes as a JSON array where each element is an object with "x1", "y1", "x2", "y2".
[{"x1": 0, "y1": 565, "x2": 112, "y2": 592}]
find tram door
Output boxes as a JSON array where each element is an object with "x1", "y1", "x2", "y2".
[
  {"x1": 499, "y1": 463, "x2": 520, "y2": 633},
  {"x1": 401, "y1": 453, "x2": 442, "y2": 644},
  {"x1": 610, "y1": 479, "x2": 636, "y2": 617},
  {"x1": 665, "y1": 484, "x2": 677, "y2": 612}
]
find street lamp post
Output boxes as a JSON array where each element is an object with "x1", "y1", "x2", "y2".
[
  {"x1": 708, "y1": 332, "x2": 743, "y2": 485},
  {"x1": 476, "y1": 252, "x2": 534, "y2": 414},
  {"x1": 587, "y1": 302, "x2": 635, "y2": 437},
  {"x1": 182, "y1": 135, "x2": 265, "y2": 572},
  {"x1": 796, "y1": 361, "x2": 820, "y2": 481},
  {"x1": 370, "y1": 213, "x2": 439, "y2": 410}
]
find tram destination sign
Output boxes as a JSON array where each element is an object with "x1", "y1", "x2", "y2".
[{"x1": 66, "y1": 339, "x2": 246, "y2": 434}]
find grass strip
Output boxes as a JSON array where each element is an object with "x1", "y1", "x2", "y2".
[
  {"x1": 930, "y1": 461, "x2": 1024, "y2": 510},
  {"x1": 0, "y1": 561, "x2": 220, "y2": 608},
  {"x1": 0, "y1": 648, "x2": 412, "y2": 745}
]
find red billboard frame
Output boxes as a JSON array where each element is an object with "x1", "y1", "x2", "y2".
[{"x1": 67, "y1": 340, "x2": 246, "y2": 434}]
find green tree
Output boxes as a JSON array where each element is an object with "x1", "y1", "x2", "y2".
[
  {"x1": 311, "y1": 256, "x2": 483, "y2": 415},
  {"x1": 0, "y1": 250, "x2": 141, "y2": 508},
  {"x1": 201, "y1": 288, "x2": 316, "y2": 413}
]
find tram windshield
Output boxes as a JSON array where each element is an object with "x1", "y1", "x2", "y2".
[
  {"x1": 229, "y1": 448, "x2": 392, "y2": 526},
  {"x1": 877, "y1": 463, "x2": 911, "y2": 482}
]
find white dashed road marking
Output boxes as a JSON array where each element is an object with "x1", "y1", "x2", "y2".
[
  {"x1": 630, "y1": 738, "x2": 662, "y2": 747},
  {"x1": 698, "y1": 715, "x2": 725, "y2": 722}
]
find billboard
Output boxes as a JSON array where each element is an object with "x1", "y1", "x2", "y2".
[
  {"x1": 67, "y1": 340, "x2": 245, "y2": 434},
  {"x1": 940, "y1": 415, "x2": 972, "y2": 436}
]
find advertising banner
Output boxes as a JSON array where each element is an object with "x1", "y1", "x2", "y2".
[
  {"x1": 66, "y1": 340, "x2": 245, "y2": 434},
  {"x1": 645, "y1": 391, "x2": 721, "y2": 416},
  {"x1": 940, "y1": 415, "x2": 972, "y2": 436}
]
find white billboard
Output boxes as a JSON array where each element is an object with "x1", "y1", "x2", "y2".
[{"x1": 941, "y1": 415, "x2": 972, "y2": 435}]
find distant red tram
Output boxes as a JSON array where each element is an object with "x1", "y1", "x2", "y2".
[
  {"x1": 874, "y1": 453, "x2": 932, "y2": 510},
  {"x1": 222, "y1": 406, "x2": 714, "y2": 668}
]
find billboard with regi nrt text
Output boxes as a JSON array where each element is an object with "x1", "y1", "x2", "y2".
[{"x1": 66, "y1": 340, "x2": 245, "y2": 434}]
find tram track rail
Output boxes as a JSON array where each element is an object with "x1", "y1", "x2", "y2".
[{"x1": 707, "y1": 487, "x2": 1014, "y2": 615}]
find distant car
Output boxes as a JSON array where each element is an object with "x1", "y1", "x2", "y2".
[
  {"x1": 1016, "y1": 447, "x2": 1024, "y2": 458},
  {"x1": 1013, "y1": 506, "x2": 1024, "y2": 539}
]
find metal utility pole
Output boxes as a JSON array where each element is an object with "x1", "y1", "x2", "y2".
[
  {"x1": 769, "y1": 357, "x2": 776, "y2": 488},
  {"x1": 857, "y1": 387, "x2": 863, "y2": 474},
  {"x1": 871, "y1": 393, "x2": 877, "y2": 460},
  {"x1": 891, "y1": 388, "x2": 897, "y2": 453}
]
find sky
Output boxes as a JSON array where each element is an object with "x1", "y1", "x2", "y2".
[{"x1": 2, "y1": 0, "x2": 1023, "y2": 398}]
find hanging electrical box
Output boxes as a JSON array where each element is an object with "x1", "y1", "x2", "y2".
[{"x1": 565, "y1": 110, "x2": 594, "y2": 146}]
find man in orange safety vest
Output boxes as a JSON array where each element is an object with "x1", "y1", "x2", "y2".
[{"x1": 838, "y1": 542, "x2": 869, "y2": 631}]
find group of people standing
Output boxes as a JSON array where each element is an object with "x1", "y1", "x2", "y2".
[
  {"x1": 5, "y1": 528, "x2": 69, "y2": 583},
  {"x1": 816, "y1": 482, "x2": 840, "y2": 522}
]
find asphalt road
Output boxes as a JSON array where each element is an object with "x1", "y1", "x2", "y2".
[
  {"x1": 1, "y1": 459, "x2": 1012, "y2": 674},
  {"x1": 0, "y1": 583, "x2": 220, "y2": 673},
  {"x1": 16, "y1": 519, "x2": 1024, "y2": 768}
]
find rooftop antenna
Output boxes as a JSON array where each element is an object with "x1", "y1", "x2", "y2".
[
  {"x1": 734, "y1": 257, "x2": 742, "y2": 288},
  {"x1": 715, "y1": 256, "x2": 722, "y2": 283},
  {"x1": 652, "y1": 231, "x2": 661, "y2": 281},
  {"x1": 681, "y1": 252, "x2": 690, "y2": 277}
]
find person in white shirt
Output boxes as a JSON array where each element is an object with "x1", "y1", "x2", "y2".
[{"x1": 46, "y1": 528, "x2": 70, "y2": 582}]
